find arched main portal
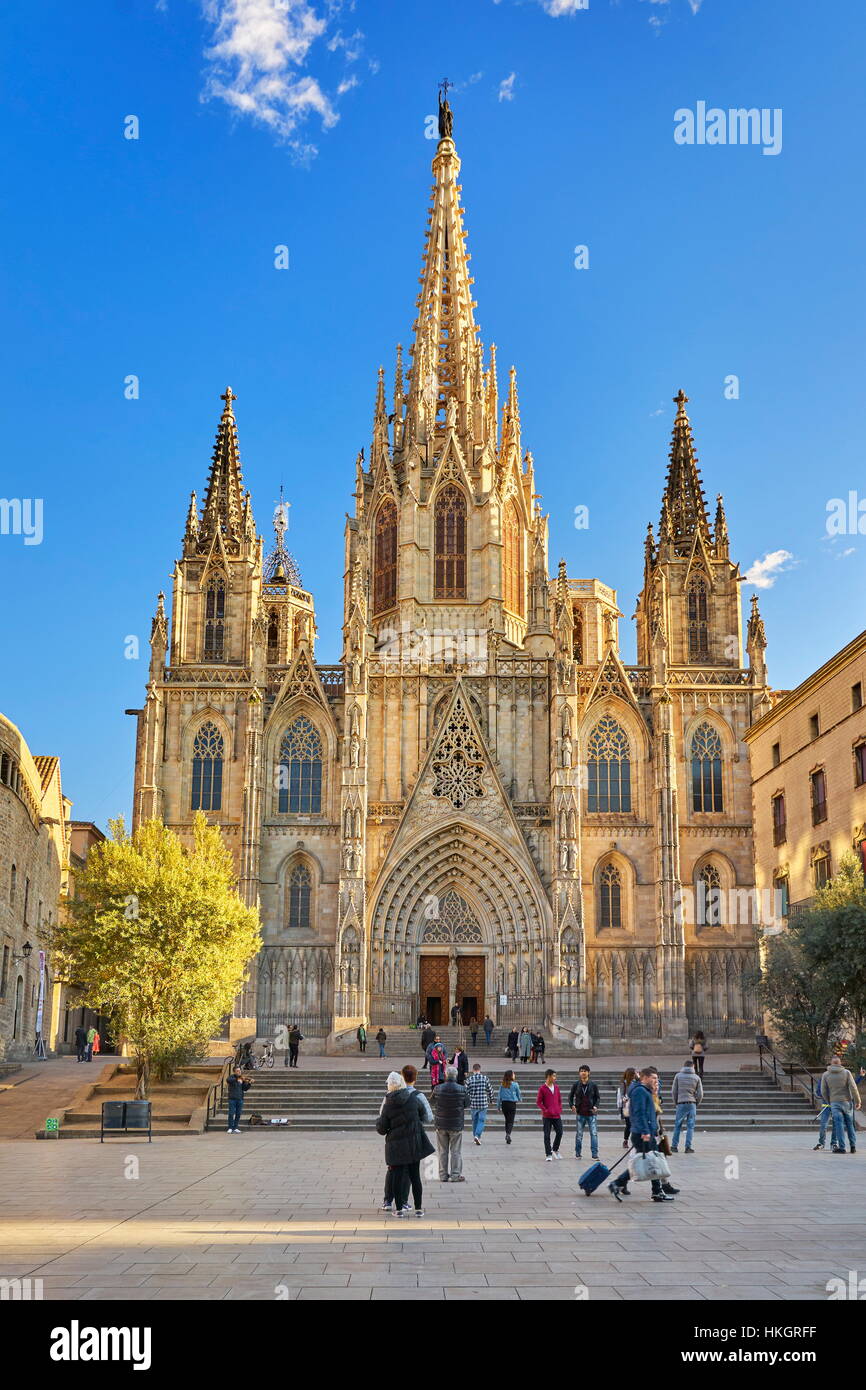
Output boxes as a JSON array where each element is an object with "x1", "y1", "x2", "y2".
[{"x1": 369, "y1": 821, "x2": 550, "y2": 1026}]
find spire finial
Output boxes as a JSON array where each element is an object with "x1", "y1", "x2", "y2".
[
  {"x1": 438, "y1": 80, "x2": 454, "y2": 140},
  {"x1": 220, "y1": 386, "x2": 236, "y2": 415},
  {"x1": 674, "y1": 388, "x2": 688, "y2": 414}
]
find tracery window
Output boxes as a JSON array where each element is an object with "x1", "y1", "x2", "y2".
[
  {"x1": 278, "y1": 717, "x2": 323, "y2": 814},
  {"x1": 373, "y1": 498, "x2": 398, "y2": 615},
  {"x1": 687, "y1": 578, "x2": 709, "y2": 662},
  {"x1": 587, "y1": 717, "x2": 632, "y2": 813},
  {"x1": 598, "y1": 862, "x2": 623, "y2": 929},
  {"x1": 191, "y1": 721, "x2": 224, "y2": 811},
  {"x1": 697, "y1": 861, "x2": 722, "y2": 927},
  {"x1": 503, "y1": 500, "x2": 523, "y2": 617},
  {"x1": 691, "y1": 722, "x2": 723, "y2": 813},
  {"x1": 434, "y1": 485, "x2": 467, "y2": 599},
  {"x1": 286, "y1": 863, "x2": 312, "y2": 930},
  {"x1": 431, "y1": 695, "x2": 485, "y2": 809},
  {"x1": 203, "y1": 574, "x2": 226, "y2": 660}
]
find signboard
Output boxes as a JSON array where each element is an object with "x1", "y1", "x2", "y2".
[
  {"x1": 499, "y1": 994, "x2": 508, "y2": 1005},
  {"x1": 35, "y1": 950, "x2": 46, "y2": 1035}
]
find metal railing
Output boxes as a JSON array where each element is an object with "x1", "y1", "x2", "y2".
[
  {"x1": 687, "y1": 1016, "x2": 756, "y2": 1038},
  {"x1": 757, "y1": 1044, "x2": 817, "y2": 1108},
  {"x1": 588, "y1": 1013, "x2": 663, "y2": 1040},
  {"x1": 496, "y1": 997, "x2": 545, "y2": 1027},
  {"x1": 205, "y1": 1057, "x2": 232, "y2": 1128},
  {"x1": 256, "y1": 1011, "x2": 333, "y2": 1039}
]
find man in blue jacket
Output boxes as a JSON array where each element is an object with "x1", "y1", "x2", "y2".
[{"x1": 609, "y1": 1067, "x2": 680, "y2": 1203}]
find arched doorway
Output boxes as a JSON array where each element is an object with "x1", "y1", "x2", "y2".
[{"x1": 418, "y1": 889, "x2": 485, "y2": 1024}]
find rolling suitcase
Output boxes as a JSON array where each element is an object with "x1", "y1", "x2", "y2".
[{"x1": 578, "y1": 1146, "x2": 633, "y2": 1196}]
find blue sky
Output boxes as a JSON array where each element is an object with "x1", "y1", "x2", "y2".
[{"x1": 1, "y1": 0, "x2": 864, "y2": 826}]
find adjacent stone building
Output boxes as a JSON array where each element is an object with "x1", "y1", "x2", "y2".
[
  {"x1": 0, "y1": 713, "x2": 68, "y2": 1060},
  {"x1": 130, "y1": 111, "x2": 770, "y2": 1049},
  {"x1": 744, "y1": 628, "x2": 866, "y2": 922}
]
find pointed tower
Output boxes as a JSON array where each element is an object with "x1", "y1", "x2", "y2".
[
  {"x1": 347, "y1": 88, "x2": 537, "y2": 663},
  {"x1": 636, "y1": 391, "x2": 743, "y2": 668}
]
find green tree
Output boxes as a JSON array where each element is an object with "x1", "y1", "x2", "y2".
[
  {"x1": 757, "y1": 930, "x2": 846, "y2": 1066},
  {"x1": 803, "y1": 852, "x2": 866, "y2": 1036},
  {"x1": 52, "y1": 815, "x2": 261, "y2": 1097}
]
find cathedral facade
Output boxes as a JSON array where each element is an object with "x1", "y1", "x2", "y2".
[{"x1": 130, "y1": 119, "x2": 770, "y2": 1050}]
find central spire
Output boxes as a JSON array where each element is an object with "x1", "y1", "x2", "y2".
[
  {"x1": 660, "y1": 389, "x2": 712, "y2": 555},
  {"x1": 403, "y1": 88, "x2": 489, "y2": 451}
]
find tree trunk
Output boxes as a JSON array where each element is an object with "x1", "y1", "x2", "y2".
[{"x1": 135, "y1": 1051, "x2": 150, "y2": 1099}]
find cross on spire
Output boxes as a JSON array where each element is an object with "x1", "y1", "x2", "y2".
[
  {"x1": 220, "y1": 386, "x2": 236, "y2": 412},
  {"x1": 674, "y1": 388, "x2": 688, "y2": 412},
  {"x1": 439, "y1": 77, "x2": 452, "y2": 97}
]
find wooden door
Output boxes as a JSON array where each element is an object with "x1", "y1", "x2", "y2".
[
  {"x1": 457, "y1": 956, "x2": 485, "y2": 1024},
  {"x1": 419, "y1": 956, "x2": 449, "y2": 1026}
]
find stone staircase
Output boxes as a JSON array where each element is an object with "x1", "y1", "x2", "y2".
[{"x1": 208, "y1": 1065, "x2": 816, "y2": 1133}]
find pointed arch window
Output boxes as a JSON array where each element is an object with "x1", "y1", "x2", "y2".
[
  {"x1": 599, "y1": 862, "x2": 623, "y2": 929},
  {"x1": 503, "y1": 499, "x2": 524, "y2": 617},
  {"x1": 587, "y1": 716, "x2": 632, "y2": 813},
  {"x1": 279, "y1": 717, "x2": 323, "y2": 814},
  {"x1": 687, "y1": 577, "x2": 709, "y2": 661},
  {"x1": 191, "y1": 721, "x2": 224, "y2": 811},
  {"x1": 286, "y1": 862, "x2": 312, "y2": 930},
  {"x1": 203, "y1": 574, "x2": 227, "y2": 660},
  {"x1": 373, "y1": 498, "x2": 398, "y2": 615},
  {"x1": 267, "y1": 609, "x2": 280, "y2": 664},
  {"x1": 434, "y1": 485, "x2": 467, "y2": 599},
  {"x1": 691, "y1": 722, "x2": 723, "y2": 812},
  {"x1": 697, "y1": 861, "x2": 723, "y2": 927}
]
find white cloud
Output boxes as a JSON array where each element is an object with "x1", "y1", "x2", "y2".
[
  {"x1": 744, "y1": 549, "x2": 795, "y2": 589},
  {"x1": 498, "y1": 72, "x2": 517, "y2": 102},
  {"x1": 201, "y1": 0, "x2": 363, "y2": 155},
  {"x1": 541, "y1": 0, "x2": 589, "y2": 13}
]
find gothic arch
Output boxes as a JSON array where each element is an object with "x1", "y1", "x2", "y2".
[
  {"x1": 432, "y1": 483, "x2": 468, "y2": 600},
  {"x1": 180, "y1": 708, "x2": 232, "y2": 815},
  {"x1": 369, "y1": 819, "x2": 551, "y2": 1000},
  {"x1": 264, "y1": 696, "x2": 336, "y2": 819},
  {"x1": 589, "y1": 850, "x2": 637, "y2": 937},
  {"x1": 579, "y1": 699, "x2": 649, "y2": 819}
]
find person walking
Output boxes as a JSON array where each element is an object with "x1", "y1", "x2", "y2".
[
  {"x1": 469, "y1": 1016, "x2": 478, "y2": 1047},
  {"x1": 288, "y1": 1023, "x2": 303, "y2": 1068},
  {"x1": 379, "y1": 1071, "x2": 405, "y2": 1212},
  {"x1": 357, "y1": 1024, "x2": 367, "y2": 1054},
  {"x1": 427, "y1": 1036, "x2": 447, "y2": 1088},
  {"x1": 519, "y1": 1027, "x2": 532, "y2": 1064},
  {"x1": 483, "y1": 1015, "x2": 494, "y2": 1047},
  {"x1": 376, "y1": 1028, "x2": 388, "y2": 1059},
  {"x1": 74, "y1": 1023, "x2": 87, "y2": 1063},
  {"x1": 85, "y1": 1025, "x2": 97, "y2": 1062},
  {"x1": 450, "y1": 1044, "x2": 470, "y2": 1086},
  {"x1": 421, "y1": 1022, "x2": 435, "y2": 1068},
  {"x1": 432, "y1": 1064, "x2": 468, "y2": 1182},
  {"x1": 616, "y1": 1067, "x2": 638, "y2": 1148},
  {"x1": 226, "y1": 1067, "x2": 251, "y2": 1133},
  {"x1": 537, "y1": 1068, "x2": 564, "y2": 1161},
  {"x1": 671, "y1": 1059, "x2": 703, "y2": 1152},
  {"x1": 499, "y1": 1070, "x2": 522, "y2": 1143},
  {"x1": 569, "y1": 1065, "x2": 601, "y2": 1161},
  {"x1": 534, "y1": 1033, "x2": 546, "y2": 1064},
  {"x1": 92, "y1": 1029, "x2": 101, "y2": 1056},
  {"x1": 813, "y1": 1074, "x2": 835, "y2": 1150},
  {"x1": 609, "y1": 1067, "x2": 680, "y2": 1203},
  {"x1": 507, "y1": 1027, "x2": 519, "y2": 1062},
  {"x1": 466, "y1": 1062, "x2": 494, "y2": 1144},
  {"x1": 376, "y1": 1069, "x2": 435, "y2": 1217},
  {"x1": 451, "y1": 1003, "x2": 460, "y2": 1026},
  {"x1": 820, "y1": 1054, "x2": 861, "y2": 1153},
  {"x1": 689, "y1": 1031, "x2": 707, "y2": 1077}
]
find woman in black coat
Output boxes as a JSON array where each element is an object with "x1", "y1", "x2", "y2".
[
  {"x1": 450, "y1": 1047, "x2": 470, "y2": 1085},
  {"x1": 376, "y1": 1084, "x2": 435, "y2": 1215}
]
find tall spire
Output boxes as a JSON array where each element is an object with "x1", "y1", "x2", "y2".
[
  {"x1": 659, "y1": 390, "x2": 711, "y2": 555},
  {"x1": 199, "y1": 387, "x2": 248, "y2": 552},
  {"x1": 404, "y1": 89, "x2": 485, "y2": 447}
]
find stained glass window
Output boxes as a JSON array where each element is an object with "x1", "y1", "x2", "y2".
[
  {"x1": 203, "y1": 574, "x2": 226, "y2": 660},
  {"x1": 191, "y1": 721, "x2": 224, "y2": 811},
  {"x1": 587, "y1": 717, "x2": 631, "y2": 813},
  {"x1": 279, "y1": 717, "x2": 323, "y2": 814},
  {"x1": 691, "y1": 722, "x2": 723, "y2": 812},
  {"x1": 599, "y1": 862, "x2": 622, "y2": 929},
  {"x1": 434, "y1": 485, "x2": 467, "y2": 599},
  {"x1": 287, "y1": 863, "x2": 311, "y2": 929}
]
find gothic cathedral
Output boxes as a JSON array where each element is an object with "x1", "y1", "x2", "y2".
[{"x1": 131, "y1": 116, "x2": 771, "y2": 1050}]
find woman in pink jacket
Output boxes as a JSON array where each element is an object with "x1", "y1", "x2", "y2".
[{"x1": 536, "y1": 1068, "x2": 563, "y2": 1160}]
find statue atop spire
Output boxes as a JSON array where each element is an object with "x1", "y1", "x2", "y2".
[{"x1": 438, "y1": 80, "x2": 454, "y2": 140}]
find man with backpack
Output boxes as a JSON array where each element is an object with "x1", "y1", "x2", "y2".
[{"x1": 569, "y1": 1065, "x2": 601, "y2": 1160}]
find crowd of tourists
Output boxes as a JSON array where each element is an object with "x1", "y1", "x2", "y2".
[{"x1": 372, "y1": 1054, "x2": 712, "y2": 1214}]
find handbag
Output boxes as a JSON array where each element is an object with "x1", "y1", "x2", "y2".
[
  {"x1": 656, "y1": 1126, "x2": 672, "y2": 1158},
  {"x1": 421, "y1": 1153, "x2": 437, "y2": 1182},
  {"x1": 630, "y1": 1149, "x2": 671, "y2": 1182}
]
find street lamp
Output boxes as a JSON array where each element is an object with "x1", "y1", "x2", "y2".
[{"x1": 13, "y1": 941, "x2": 32, "y2": 965}]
